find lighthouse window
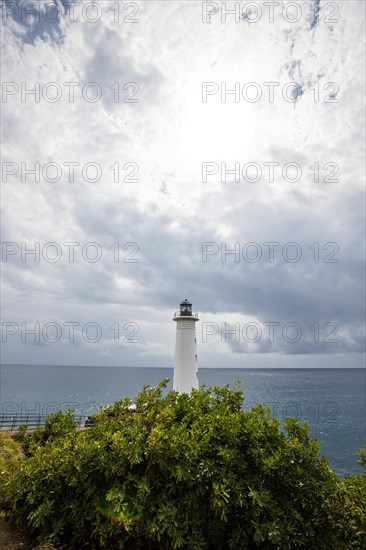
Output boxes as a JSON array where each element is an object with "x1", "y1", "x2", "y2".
[{"x1": 180, "y1": 299, "x2": 192, "y2": 316}]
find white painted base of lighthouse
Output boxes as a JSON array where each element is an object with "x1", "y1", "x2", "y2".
[{"x1": 173, "y1": 301, "x2": 199, "y2": 394}]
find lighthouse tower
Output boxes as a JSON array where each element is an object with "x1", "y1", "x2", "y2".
[{"x1": 173, "y1": 299, "x2": 199, "y2": 393}]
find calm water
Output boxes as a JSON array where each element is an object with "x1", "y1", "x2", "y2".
[{"x1": 0, "y1": 365, "x2": 365, "y2": 478}]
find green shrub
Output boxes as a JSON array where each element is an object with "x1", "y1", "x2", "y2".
[
  {"x1": 333, "y1": 446, "x2": 366, "y2": 549},
  {"x1": 0, "y1": 381, "x2": 363, "y2": 549},
  {"x1": 0, "y1": 432, "x2": 23, "y2": 475},
  {"x1": 14, "y1": 410, "x2": 78, "y2": 457}
]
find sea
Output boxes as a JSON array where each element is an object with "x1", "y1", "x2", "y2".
[{"x1": 0, "y1": 365, "x2": 365, "y2": 479}]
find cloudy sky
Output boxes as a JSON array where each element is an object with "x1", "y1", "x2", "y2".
[{"x1": 1, "y1": 0, "x2": 365, "y2": 368}]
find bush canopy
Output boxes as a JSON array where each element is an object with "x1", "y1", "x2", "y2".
[{"x1": 0, "y1": 380, "x2": 365, "y2": 549}]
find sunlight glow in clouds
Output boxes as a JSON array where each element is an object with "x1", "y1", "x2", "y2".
[{"x1": 1, "y1": 0, "x2": 365, "y2": 367}]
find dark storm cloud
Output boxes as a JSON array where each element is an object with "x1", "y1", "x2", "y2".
[{"x1": 3, "y1": 0, "x2": 72, "y2": 44}]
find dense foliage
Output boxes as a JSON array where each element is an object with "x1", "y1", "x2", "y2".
[{"x1": 0, "y1": 381, "x2": 365, "y2": 549}]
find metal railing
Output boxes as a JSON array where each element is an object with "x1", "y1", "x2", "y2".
[
  {"x1": 173, "y1": 312, "x2": 199, "y2": 318},
  {"x1": 0, "y1": 413, "x2": 87, "y2": 431}
]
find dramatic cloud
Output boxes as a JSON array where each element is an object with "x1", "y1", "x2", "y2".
[{"x1": 1, "y1": 0, "x2": 365, "y2": 368}]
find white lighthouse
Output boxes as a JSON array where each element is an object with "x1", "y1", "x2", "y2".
[{"x1": 173, "y1": 299, "x2": 199, "y2": 393}]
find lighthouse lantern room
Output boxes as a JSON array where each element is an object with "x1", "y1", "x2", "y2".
[{"x1": 173, "y1": 299, "x2": 199, "y2": 393}]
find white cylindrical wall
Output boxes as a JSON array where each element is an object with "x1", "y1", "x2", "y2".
[{"x1": 173, "y1": 317, "x2": 198, "y2": 393}]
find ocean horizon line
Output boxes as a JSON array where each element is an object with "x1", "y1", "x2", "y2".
[{"x1": 1, "y1": 363, "x2": 364, "y2": 370}]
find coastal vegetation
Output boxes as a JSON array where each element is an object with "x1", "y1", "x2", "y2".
[{"x1": 0, "y1": 380, "x2": 365, "y2": 549}]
